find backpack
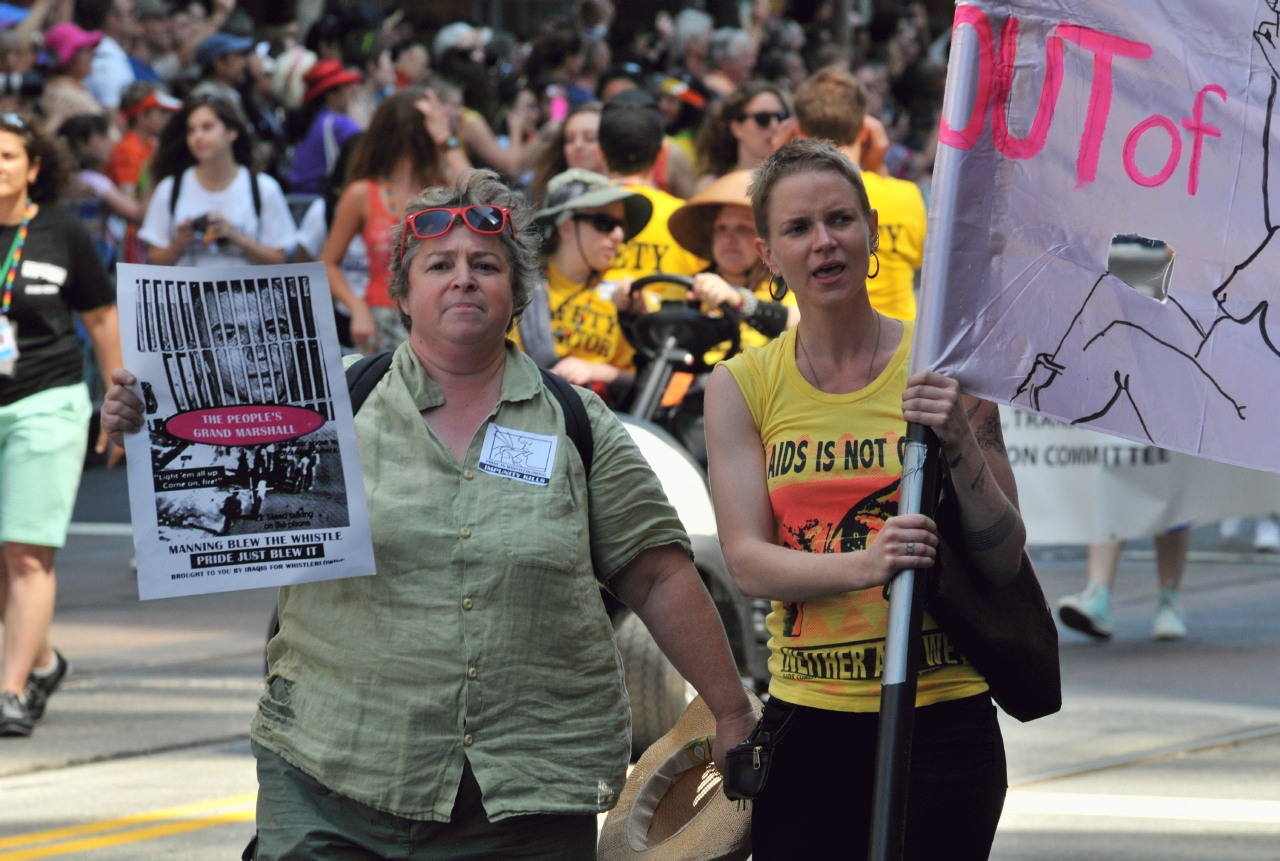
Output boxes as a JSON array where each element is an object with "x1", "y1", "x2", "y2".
[{"x1": 344, "y1": 351, "x2": 595, "y2": 479}]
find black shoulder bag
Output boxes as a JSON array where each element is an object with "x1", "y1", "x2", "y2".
[{"x1": 925, "y1": 457, "x2": 1062, "y2": 723}]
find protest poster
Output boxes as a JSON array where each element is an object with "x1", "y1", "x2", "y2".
[
  {"x1": 916, "y1": 1, "x2": 1280, "y2": 473},
  {"x1": 1001, "y1": 407, "x2": 1280, "y2": 544},
  {"x1": 116, "y1": 262, "x2": 376, "y2": 600}
]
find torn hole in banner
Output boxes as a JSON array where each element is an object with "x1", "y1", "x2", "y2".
[{"x1": 1108, "y1": 234, "x2": 1175, "y2": 302}]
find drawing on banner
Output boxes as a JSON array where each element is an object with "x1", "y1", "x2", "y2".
[
  {"x1": 136, "y1": 276, "x2": 348, "y2": 539},
  {"x1": 118, "y1": 262, "x2": 375, "y2": 600},
  {"x1": 916, "y1": 1, "x2": 1280, "y2": 471},
  {"x1": 1013, "y1": 38, "x2": 1276, "y2": 437}
]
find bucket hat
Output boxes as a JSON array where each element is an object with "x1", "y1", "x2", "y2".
[
  {"x1": 534, "y1": 168, "x2": 653, "y2": 242},
  {"x1": 597, "y1": 693, "x2": 761, "y2": 861},
  {"x1": 668, "y1": 170, "x2": 754, "y2": 263},
  {"x1": 302, "y1": 59, "x2": 363, "y2": 104}
]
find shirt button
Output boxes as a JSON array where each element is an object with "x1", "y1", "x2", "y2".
[
  {"x1": 462, "y1": 597, "x2": 474, "y2": 610},
  {"x1": 459, "y1": 527, "x2": 472, "y2": 538},
  {"x1": 463, "y1": 733, "x2": 474, "y2": 747},
  {"x1": 463, "y1": 469, "x2": 474, "y2": 480},
  {"x1": 467, "y1": 667, "x2": 477, "y2": 679}
]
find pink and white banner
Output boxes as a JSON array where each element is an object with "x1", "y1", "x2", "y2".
[{"x1": 917, "y1": 1, "x2": 1280, "y2": 472}]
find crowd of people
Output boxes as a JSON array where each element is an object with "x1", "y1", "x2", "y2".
[{"x1": 0, "y1": 0, "x2": 1209, "y2": 859}]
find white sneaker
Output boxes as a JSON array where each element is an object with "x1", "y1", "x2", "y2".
[
  {"x1": 1255, "y1": 518, "x2": 1280, "y2": 552},
  {"x1": 1151, "y1": 589, "x2": 1188, "y2": 641}
]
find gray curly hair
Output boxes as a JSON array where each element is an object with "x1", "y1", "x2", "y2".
[{"x1": 387, "y1": 169, "x2": 541, "y2": 332}]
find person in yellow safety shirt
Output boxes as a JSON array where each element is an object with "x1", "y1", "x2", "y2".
[
  {"x1": 667, "y1": 170, "x2": 798, "y2": 350},
  {"x1": 859, "y1": 169, "x2": 925, "y2": 320},
  {"x1": 515, "y1": 168, "x2": 654, "y2": 403},
  {"x1": 596, "y1": 90, "x2": 706, "y2": 300},
  {"x1": 791, "y1": 67, "x2": 925, "y2": 321}
]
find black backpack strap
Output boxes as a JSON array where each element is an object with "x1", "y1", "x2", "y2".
[
  {"x1": 346, "y1": 351, "x2": 394, "y2": 414},
  {"x1": 343, "y1": 355, "x2": 594, "y2": 478},
  {"x1": 169, "y1": 167, "x2": 187, "y2": 217},
  {"x1": 249, "y1": 170, "x2": 262, "y2": 219},
  {"x1": 539, "y1": 368, "x2": 594, "y2": 480}
]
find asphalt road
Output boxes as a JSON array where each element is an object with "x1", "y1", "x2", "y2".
[{"x1": 2, "y1": 466, "x2": 1279, "y2": 859}]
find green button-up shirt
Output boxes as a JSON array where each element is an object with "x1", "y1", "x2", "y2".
[{"x1": 250, "y1": 341, "x2": 690, "y2": 822}]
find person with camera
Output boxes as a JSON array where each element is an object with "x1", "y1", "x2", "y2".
[{"x1": 138, "y1": 92, "x2": 296, "y2": 267}]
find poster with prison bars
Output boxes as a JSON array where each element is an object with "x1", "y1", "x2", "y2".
[{"x1": 117, "y1": 262, "x2": 375, "y2": 600}]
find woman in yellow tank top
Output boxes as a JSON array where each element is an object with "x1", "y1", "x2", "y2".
[{"x1": 704, "y1": 139, "x2": 1026, "y2": 860}]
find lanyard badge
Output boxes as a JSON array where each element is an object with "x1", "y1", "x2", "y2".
[{"x1": 0, "y1": 200, "x2": 37, "y2": 377}]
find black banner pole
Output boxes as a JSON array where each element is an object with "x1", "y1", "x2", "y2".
[{"x1": 867, "y1": 422, "x2": 940, "y2": 861}]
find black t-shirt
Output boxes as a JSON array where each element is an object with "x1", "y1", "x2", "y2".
[{"x1": 0, "y1": 204, "x2": 115, "y2": 406}]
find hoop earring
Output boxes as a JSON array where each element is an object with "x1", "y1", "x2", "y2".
[
  {"x1": 868, "y1": 251, "x2": 881, "y2": 280},
  {"x1": 768, "y1": 273, "x2": 788, "y2": 301}
]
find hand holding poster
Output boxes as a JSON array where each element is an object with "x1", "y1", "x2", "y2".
[
  {"x1": 116, "y1": 262, "x2": 375, "y2": 599},
  {"x1": 917, "y1": 0, "x2": 1280, "y2": 473}
]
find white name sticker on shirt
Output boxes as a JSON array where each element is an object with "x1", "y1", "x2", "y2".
[
  {"x1": 0, "y1": 316, "x2": 17, "y2": 376},
  {"x1": 477, "y1": 423, "x2": 559, "y2": 486}
]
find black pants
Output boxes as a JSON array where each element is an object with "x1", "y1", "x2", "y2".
[{"x1": 751, "y1": 692, "x2": 1007, "y2": 861}]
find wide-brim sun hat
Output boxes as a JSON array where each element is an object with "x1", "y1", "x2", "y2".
[
  {"x1": 597, "y1": 692, "x2": 762, "y2": 861},
  {"x1": 534, "y1": 168, "x2": 653, "y2": 242},
  {"x1": 302, "y1": 59, "x2": 363, "y2": 105},
  {"x1": 44, "y1": 21, "x2": 102, "y2": 68},
  {"x1": 668, "y1": 170, "x2": 755, "y2": 263}
]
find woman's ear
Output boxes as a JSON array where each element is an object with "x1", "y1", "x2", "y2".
[
  {"x1": 753, "y1": 235, "x2": 777, "y2": 275},
  {"x1": 26, "y1": 156, "x2": 40, "y2": 185}
]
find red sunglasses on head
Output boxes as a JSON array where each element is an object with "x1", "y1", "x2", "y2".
[{"x1": 398, "y1": 205, "x2": 511, "y2": 259}]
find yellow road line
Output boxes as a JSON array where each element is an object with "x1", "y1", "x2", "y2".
[
  {"x1": 0, "y1": 812, "x2": 255, "y2": 861},
  {"x1": 0, "y1": 794, "x2": 256, "y2": 852}
]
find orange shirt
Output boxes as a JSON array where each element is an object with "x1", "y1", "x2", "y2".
[{"x1": 106, "y1": 131, "x2": 154, "y2": 187}]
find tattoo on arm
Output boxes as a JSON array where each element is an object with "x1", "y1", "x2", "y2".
[
  {"x1": 949, "y1": 452, "x2": 963, "y2": 469},
  {"x1": 964, "y1": 502, "x2": 1018, "y2": 552},
  {"x1": 969, "y1": 460, "x2": 988, "y2": 492},
  {"x1": 974, "y1": 411, "x2": 1007, "y2": 456}
]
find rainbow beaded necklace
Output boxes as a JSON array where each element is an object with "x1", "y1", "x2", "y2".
[{"x1": 0, "y1": 200, "x2": 36, "y2": 316}]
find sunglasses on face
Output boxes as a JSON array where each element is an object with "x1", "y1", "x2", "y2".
[
  {"x1": 572, "y1": 212, "x2": 625, "y2": 235},
  {"x1": 399, "y1": 205, "x2": 511, "y2": 260},
  {"x1": 747, "y1": 110, "x2": 789, "y2": 129}
]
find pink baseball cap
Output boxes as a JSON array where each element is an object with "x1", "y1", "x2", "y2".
[{"x1": 44, "y1": 21, "x2": 102, "y2": 69}]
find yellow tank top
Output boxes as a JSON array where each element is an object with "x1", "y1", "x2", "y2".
[{"x1": 723, "y1": 322, "x2": 987, "y2": 711}]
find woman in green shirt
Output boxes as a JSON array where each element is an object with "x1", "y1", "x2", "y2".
[{"x1": 102, "y1": 169, "x2": 756, "y2": 860}]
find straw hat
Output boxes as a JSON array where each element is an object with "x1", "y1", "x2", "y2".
[
  {"x1": 598, "y1": 693, "x2": 762, "y2": 861},
  {"x1": 668, "y1": 170, "x2": 754, "y2": 262},
  {"x1": 271, "y1": 45, "x2": 317, "y2": 111}
]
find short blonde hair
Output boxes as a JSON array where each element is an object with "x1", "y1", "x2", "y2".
[
  {"x1": 387, "y1": 169, "x2": 541, "y2": 332},
  {"x1": 749, "y1": 138, "x2": 874, "y2": 248}
]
